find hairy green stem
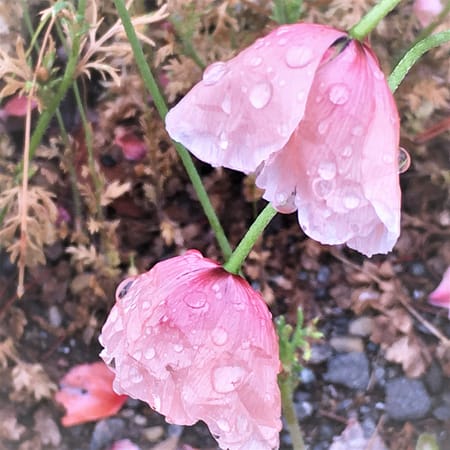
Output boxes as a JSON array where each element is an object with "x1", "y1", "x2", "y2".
[
  {"x1": 223, "y1": 204, "x2": 277, "y2": 274},
  {"x1": 349, "y1": 0, "x2": 403, "y2": 40},
  {"x1": 279, "y1": 374, "x2": 306, "y2": 450},
  {"x1": 388, "y1": 30, "x2": 450, "y2": 92},
  {"x1": 113, "y1": 0, "x2": 232, "y2": 260}
]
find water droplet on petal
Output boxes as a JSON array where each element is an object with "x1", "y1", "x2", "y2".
[
  {"x1": 249, "y1": 82, "x2": 272, "y2": 109},
  {"x1": 277, "y1": 124, "x2": 289, "y2": 137},
  {"x1": 183, "y1": 292, "x2": 207, "y2": 309},
  {"x1": 398, "y1": 147, "x2": 411, "y2": 173},
  {"x1": 174, "y1": 343, "x2": 183, "y2": 352},
  {"x1": 318, "y1": 161, "x2": 336, "y2": 180},
  {"x1": 131, "y1": 371, "x2": 143, "y2": 384},
  {"x1": 218, "y1": 131, "x2": 228, "y2": 150},
  {"x1": 276, "y1": 192, "x2": 287, "y2": 204},
  {"x1": 212, "y1": 365, "x2": 247, "y2": 393},
  {"x1": 217, "y1": 419, "x2": 231, "y2": 432},
  {"x1": 254, "y1": 38, "x2": 264, "y2": 49},
  {"x1": 341, "y1": 145, "x2": 352, "y2": 157},
  {"x1": 153, "y1": 395, "x2": 161, "y2": 410},
  {"x1": 221, "y1": 94, "x2": 231, "y2": 114},
  {"x1": 312, "y1": 178, "x2": 334, "y2": 198},
  {"x1": 318, "y1": 121, "x2": 329, "y2": 135},
  {"x1": 351, "y1": 125, "x2": 364, "y2": 136},
  {"x1": 285, "y1": 46, "x2": 313, "y2": 68},
  {"x1": 212, "y1": 327, "x2": 228, "y2": 346},
  {"x1": 328, "y1": 83, "x2": 350, "y2": 105},
  {"x1": 142, "y1": 301, "x2": 151, "y2": 310},
  {"x1": 276, "y1": 26, "x2": 290, "y2": 36},
  {"x1": 132, "y1": 350, "x2": 142, "y2": 360},
  {"x1": 203, "y1": 62, "x2": 228, "y2": 85},
  {"x1": 144, "y1": 347, "x2": 156, "y2": 359},
  {"x1": 249, "y1": 56, "x2": 262, "y2": 67},
  {"x1": 343, "y1": 193, "x2": 360, "y2": 209},
  {"x1": 278, "y1": 38, "x2": 287, "y2": 46},
  {"x1": 278, "y1": 79, "x2": 286, "y2": 87}
]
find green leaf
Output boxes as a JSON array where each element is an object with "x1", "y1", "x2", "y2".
[{"x1": 416, "y1": 433, "x2": 440, "y2": 450}]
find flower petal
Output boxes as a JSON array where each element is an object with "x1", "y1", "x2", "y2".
[
  {"x1": 428, "y1": 267, "x2": 450, "y2": 317},
  {"x1": 257, "y1": 40, "x2": 400, "y2": 256},
  {"x1": 165, "y1": 24, "x2": 345, "y2": 173},
  {"x1": 100, "y1": 250, "x2": 281, "y2": 450}
]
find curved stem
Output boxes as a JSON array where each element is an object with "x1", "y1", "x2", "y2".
[
  {"x1": 223, "y1": 204, "x2": 277, "y2": 274},
  {"x1": 349, "y1": 0, "x2": 403, "y2": 40},
  {"x1": 113, "y1": 0, "x2": 232, "y2": 260},
  {"x1": 388, "y1": 30, "x2": 450, "y2": 93}
]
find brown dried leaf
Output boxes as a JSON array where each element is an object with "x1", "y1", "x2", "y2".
[
  {"x1": 11, "y1": 363, "x2": 56, "y2": 401},
  {"x1": 0, "y1": 408, "x2": 26, "y2": 441},
  {"x1": 33, "y1": 408, "x2": 61, "y2": 447}
]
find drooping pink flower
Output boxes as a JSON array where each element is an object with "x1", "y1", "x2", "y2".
[
  {"x1": 428, "y1": 267, "x2": 450, "y2": 318},
  {"x1": 3, "y1": 94, "x2": 37, "y2": 117},
  {"x1": 413, "y1": 0, "x2": 443, "y2": 27},
  {"x1": 165, "y1": 23, "x2": 401, "y2": 257},
  {"x1": 55, "y1": 362, "x2": 127, "y2": 426},
  {"x1": 99, "y1": 250, "x2": 281, "y2": 450}
]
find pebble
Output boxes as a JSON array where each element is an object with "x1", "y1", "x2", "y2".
[
  {"x1": 142, "y1": 426, "x2": 164, "y2": 442},
  {"x1": 299, "y1": 367, "x2": 316, "y2": 384},
  {"x1": 294, "y1": 400, "x2": 314, "y2": 420},
  {"x1": 324, "y1": 352, "x2": 370, "y2": 390},
  {"x1": 89, "y1": 418, "x2": 125, "y2": 450},
  {"x1": 433, "y1": 404, "x2": 450, "y2": 421},
  {"x1": 385, "y1": 378, "x2": 431, "y2": 420},
  {"x1": 330, "y1": 336, "x2": 364, "y2": 353},
  {"x1": 309, "y1": 343, "x2": 333, "y2": 364},
  {"x1": 48, "y1": 306, "x2": 62, "y2": 327},
  {"x1": 349, "y1": 316, "x2": 374, "y2": 337},
  {"x1": 424, "y1": 362, "x2": 444, "y2": 394}
]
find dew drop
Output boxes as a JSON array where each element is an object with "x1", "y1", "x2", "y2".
[
  {"x1": 343, "y1": 193, "x2": 360, "y2": 209},
  {"x1": 254, "y1": 38, "x2": 264, "y2": 49},
  {"x1": 202, "y1": 62, "x2": 228, "y2": 85},
  {"x1": 183, "y1": 292, "x2": 207, "y2": 309},
  {"x1": 174, "y1": 343, "x2": 183, "y2": 353},
  {"x1": 328, "y1": 83, "x2": 350, "y2": 105},
  {"x1": 249, "y1": 82, "x2": 272, "y2": 109},
  {"x1": 285, "y1": 46, "x2": 313, "y2": 68},
  {"x1": 144, "y1": 347, "x2": 156, "y2": 359},
  {"x1": 221, "y1": 94, "x2": 231, "y2": 114},
  {"x1": 212, "y1": 327, "x2": 228, "y2": 346},
  {"x1": 212, "y1": 283, "x2": 220, "y2": 292},
  {"x1": 312, "y1": 178, "x2": 334, "y2": 198},
  {"x1": 351, "y1": 125, "x2": 364, "y2": 136},
  {"x1": 341, "y1": 145, "x2": 352, "y2": 157},
  {"x1": 131, "y1": 371, "x2": 143, "y2": 384},
  {"x1": 276, "y1": 192, "x2": 287, "y2": 204},
  {"x1": 276, "y1": 26, "x2": 290, "y2": 36},
  {"x1": 278, "y1": 38, "x2": 287, "y2": 46},
  {"x1": 132, "y1": 350, "x2": 142, "y2": 360},
  {"x1": 317, "y1": 121, "x2": 329, "y2": 135},
  {"x1": 277, "y1": 123, "x2": 289, "y2": 137},
  {"x1": 218, "y1": 131, "x2": 229, "y2": 150},
  {"x1": 142, "y1": 301, "x2": 151, "y2": 310},
  {"x1": 398, "y1": 147, "x2": 411, "y2": 173},
  {"x1": 318, "y1": 161, "x2": 336, "y2": 180},
  {"x1": 217, "y1": 419, "x2": 231, "y2": 432},
  {"x1": 249, "y1": 56, "x2": 262, "y2": 67},
  {"x1": 153, "y1": 395, "x2": 161, "y2": 410},
  {"x1": 212, "y1": 365, "x2": 247, "y2": 393}
]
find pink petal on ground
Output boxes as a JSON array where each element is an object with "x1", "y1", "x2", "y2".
[
  {"x1": 55, "y1": 362, "x2": 127, "y2": 426},
  {"x1": 3, "y1": 95, "x2": 37, "y2": 117},
  {"x1": 413, "y1": 0, "x2": 443, "y2": 27},
  {"x1": 165, "y1": 24, "x2": 345, "y2": 173},
  {"x1": 429, "y1": 267, "x2": 450, "y2": 317},
  {"x1": 109, "y1": 439, "x2": 141, "y2": 450},
  {"x1": 257, "y1": 40, "x2": 400, "y2": 256},
  {"x1": 114, "y1": 126, "x2": 148, "y2": 161},
  {"x1": 99, "y1": 250, "x2": 281, "y2": 450}
]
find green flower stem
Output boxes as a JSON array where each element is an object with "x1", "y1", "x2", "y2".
[
  {"x1": 113, "y1": 0, "x2": 232, "y2": 260},
  {"x1": 349, "y1": 0, "x2": 403, "y2": 40},
  {"x1": 223, "y1": 203, "x2": 277, "y2": 274},
  {"x1": 279, "y1": 373, "x2": 306, "y2": 450},
  {"x1": 388, "y1": 30, "x2": 450, "y2": 93}
]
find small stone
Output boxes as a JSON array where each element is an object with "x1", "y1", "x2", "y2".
[
  {"x1": 385, "y1": 377, "x2": 431, "y2": 420},
  {"x1": 349, "y1": 316, "x2": 374, "y2": 337},
  {"x1": 424, "y1": 362, "x2": 444, "y2": 394},
  {"x1": 294, "y1": 400, "x2": 314, "y2": 420},
  {"x1": 309, "y1": 343, "x2": 333, "y2": 364},
  {"x1": 330, "y1": 336, "x2": 364, "y2": 353},
  {"x1": 324, "y1": 352, "x2": 370, "y2": 390},
  {"x1": 142, "y1": 426, "x2": 165, "y2": 442},
  {"x1": 48, "y1": 306, "x2": 62, "y2": 327},
  {"x1": 433, "y1": 404, "x2": 450, "y2": 421},
  {"x1": 299, "y1": 367, "x2": 316, "y2": 384}
]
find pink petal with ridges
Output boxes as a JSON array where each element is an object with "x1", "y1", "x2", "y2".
[
  {"x1": 165, "y1": 24, "x2": 345, "y2": 173},
  {"x1": 100, "y1": 250, "x2": 281, "y2": 450}
]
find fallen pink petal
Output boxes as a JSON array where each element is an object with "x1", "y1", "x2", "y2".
[
  {"x1": 114, "y1": 126, "x2": 148, "y2": 161},
  {"x1": 3, "y1": 94, "x2": 38, "y2": 117},
  {"x1": 165, "y1": 23, "x2": 401, "y2": 257},
  {"x1": 99, "y1": 250, "x2": 281, "y2": 450},
  {"x1": 428, "y1": 267, "x2": 450, "y2": 317},
  {"x1": 413, "y1": 0, "x2": 444, "y2": 27},
  {"x1": 109, "y1": 439, "x2": 141, "y2": 450},
  {"x1": 55, "y1": 361, "x2": 127, "y2": 426}
]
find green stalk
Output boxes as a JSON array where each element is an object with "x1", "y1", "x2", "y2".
[
  {"x1": 223, "y1": 203, "x2": 277, "y2": 274},
  {"x1": 388, "y1": 30, "x2": 450, "y2": 92},
  {"x1": 113, "y1": 0, "x2": 232, "y2": 260},
  {"x1": 349, "y1": 0, "x2": 403, "y2": 40}
]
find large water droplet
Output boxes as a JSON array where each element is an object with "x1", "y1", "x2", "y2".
[
  {"x1": 276, "y1": 26, "x2": 290, "y2": 36},
  {"x1": 217, "y1": 419, "x2": 231, "y2": 432},
  {"x1": 285, "y1": 46, "x2": 313, "y2": 68},
  {"x1": 212, "y1": 365, "x2": 247, "y2": 393},
  {"x1": 212, "y1": 327, "x2": 228, "y2": 346},
  {"x1": 328, "y1": 83, "x2": 350, "y2": 105},
  {"x1": 249, "y1": 56, "x2": 262, "y2": 67},
  {"x1": 312, "y1": 178, "x2": 334, "y2": 198},
  {"x1": 144, "y1": 347, "x2": 156, "y2": 359},
  {"x1": 398, "y1": 147, "x2": 411, "y2": 173},
  {"x1": 343, "y1": 193, "x2": 360, "y2": 209},
  {"x1": 221, "y1": 94, "x2": 231, "y2": 114},
  {"x1": 249, "y1": 82, "x2": 272, "y2": 109},
  {"x1": 218, "y1": 131, "x2": 228, "y2": 150},
  {"x1": 183, "y1": 292, "x2": 207, "y2": 309},
  {"x1": 318, "y1": 161, "x2": 336, "y2": 180},
  {"x1": 203, "y1": 62, "x2": 228, "y2": 85}
]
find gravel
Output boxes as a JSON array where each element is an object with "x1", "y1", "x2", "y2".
[{"x1": 324, "y1": 352, "x2": 370, "y2": 390}]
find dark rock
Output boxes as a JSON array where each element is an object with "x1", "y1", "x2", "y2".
[
  {"x1": 424, "y1": 362, "x2": 444, "y2": 394},
  {"x1": 324, "y1": 352, "x2": 370, "y2": 390},
  {"x1": 89, "y1": 418, "x2": 126, "y2": 450},
  {"x1": 385, "y1": 378, "x2": 431, "y2": 420},
  {"x1": 433, "y1": 404, "x2": 450, "y2": 421}
]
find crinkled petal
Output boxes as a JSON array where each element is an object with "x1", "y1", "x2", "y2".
[
  {"x1": 100, "y1": 250, "x2": 281, "y2": 450},
  {"x1": 165, "y1": 24, "x2": 345, "y2": 173},
  {"x1": 257, "y1": 40, "x2": 400, "y2": 256}
]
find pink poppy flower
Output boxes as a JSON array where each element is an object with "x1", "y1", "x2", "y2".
[
  {"x1": 165, "y1": 23, "x2": 401, "y2": 257},
  {"x1": 99, "y1": 250, "x2": 281, "y2": 450},
  {"x1": 55, "y1": 362, "x2": 127, "y2": 426},
  {"x1": 413, "y1": 0, "x2": 443, "y2": 27},
  {"x1": 428, "y1": 267, "x2": 450, "y2": 317}
]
